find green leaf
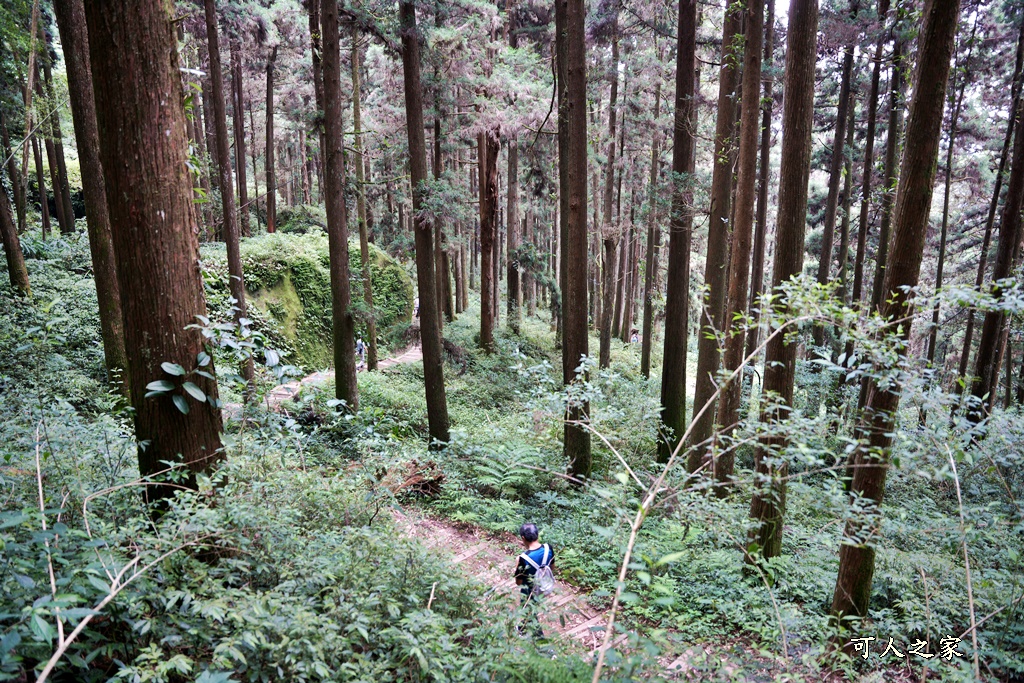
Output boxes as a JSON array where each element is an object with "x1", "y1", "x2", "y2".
[
  {"x1": 172, "y1": 395, "x2": 190, "y2": 414},
  {"x1": 145, "y1": 380, "x2": 175, "y2": 393},
  {"x1": 161, "y1": 362, "x2": 186, "y2": 376},
  {"x1": 197, "y1": 351, "x2": 211, "y2": 367},
  {"x1": 182, "y1": 382, "x2": 207, "y2": 403},
  {"x1": 655, "y1": 551, "x2": 688, "y2": 567},
  {"x1": 30, "y1": 612, "x2": 54, "y2": 643}
]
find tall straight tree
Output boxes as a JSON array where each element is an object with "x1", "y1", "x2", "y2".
[
  {"x1": 714, "y1": 0, "x2": 764, "y2": 490},
  {"x1": 599, "y1": 25, "x2": 620, "y2": 369},
  {"x1": 747, "y1": 0, "x2": 818, "y2": 560},
  {"x1": 506, "y1": 5, "x2": 522, "y2": 333},
  {"x1": 479, "y1": 132, "x2": 499, "y2": 352},
  {"x1": 204, "y1": 0, "x2": 255, "y2": 394},
  {"x1": 85, "y1": 0, "x2": 224, "y2": 496},
  {"x1": 40, "y1": 50, "x2": 75, "y2": 235},
  {"x1": 640, "y1": 60, "x2": 662, "y2": 380},
  {"x1": 265, "y1": 44, "x2": 278, "y2": 233},
  {"x1": 400, "y1": 0, "x2": 450, "y2": 446},
  {"x1": 688, "y1": 0, "x2": 744, "y2": 467},
  {"x1": 230, "y1": 38, "x2": 250, "y2": 237},
  {"x1": 352, "y1": 23, "x2": 378, "y2": 371},
  {"x1": 811, "y1": 17, "x2": 856, "y2": 349},
  {"x1": 0, "y1": 113, "x2": 27, "y2": 234},
  {"x1": 745, "y1": 0, "x2": 776, "y2": 362},
  {"x1": 831, "y1": 0, "x2": 960, "y2": 622},
  {"x1": 658, "y1": 0, "x2": 697, "y2": 464},
  {"x1": 320, "y1": 0, "x2": 358, "y2": 409},
  {"x1": 53, "y1": 0, "x2": 128, "y2": 396},
  {"x1": 557, "y1": 0, "x2": 591, "y2": 478}
]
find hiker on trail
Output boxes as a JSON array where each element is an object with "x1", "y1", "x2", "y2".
[
  {"x1": 514, "y1": 523, "x2": 554, "y2": 637},
  {"x1": 355, "y1": 338, "x2": 366, "y2": 369}
]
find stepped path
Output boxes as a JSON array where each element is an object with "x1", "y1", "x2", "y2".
[{"x1": 243, "y1": 344, "x2": 720, "y2": 679}]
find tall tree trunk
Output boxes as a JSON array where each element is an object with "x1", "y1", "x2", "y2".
[
  {"x1": 747, "y1": 0, "x2": 818, "y2": 560},
  {"x1": 352, "y1": 23, "x2": 378, "y2": 371},
  {"x1": 321, "y1": 0, "x2": 358, "y2": 409},
  {"x1": 927, "y1": 22, "x2": 974, "y2": 368},
  {"x1": 85, "y1": 0, "x2": 225, "y2": 498},
  {"x1": 0, "y1": 180, "x2": 30, "y2": 296},
  {"x1": 54, "y1": 0, "x2": 129, "y2": 396},
  {"x1": 811, "y1": 37, "x2": 855, "y2": 348},
  {"x1": 479, "y1": 132, "x2": 499, "y2": 352},
  {"x1": 970, "y1": 86, "x2": 1024, "y2": 420},
  {"x1": 831, "y1": 0, "x2": 960, "y2": 623},
  {"x1": 620, "y1": 215, "x2": 637, "y2": 342},
  {"x1": 40, "y1": 86, "x2": 71, "y2": 235},
  {"x1": 0, "y1": 113, "x2": 27, "y2": 234},
  {"x1": 714, "y1": 0, "x2": 764, "y2": 491},
  {"x1": 400, "y1": 0, "x2": 450, "y2": 445},
  {"x1": 557, "y1": 0, "x2": 591, "y2": 477},
  {"x1": 31, "y1": 135, "x2": 50, "y2": 238},
  {"x1": 249, "y1": 103, "x2": 260, "y2": 228},
  {"x1": 507, "y1": 138, "x2": 521, "y2": 332},
  {"x1": 19, "y1": 0, "x2": 40, "y2": 200},
  {"x1": 265, "y1": 45, "x2": 278, "y2": 233},
  {"x1": 204, "y1": 0, "x2": 255, "y2": 395},
  {"x1": 433, "y1": 120, "x2": 446, "y2": 330},
  {"x1": 599, "y1": 29, "x2": 620, "y2": 369},
  {"x1": 612, "y1": 229, "x2": 627, "y2": 339},
  {"x1": 658, "y1": 0, "x2": 697, "y2": 464},
  {"x1": 192, "y1": 76, "x2": 214, "y2": 236},
  {"x1": 231, "y1": 39, "x2": 250, "y2": 237},
  {"x1": 958, "y1": 19, "x2": 1024, "y2": 383},
  {"x1": 641, "y1": 64, "x2": 663, "y2": 380},
  {"x1": 689, "y1": 0, "x2": 744, "y2": 465},
  {"x1": 41, "y1": 53, "x2": 75, "y2": 234},
  {"x1": 837, "y1": 99, "x2": 856, "y2": 304}
]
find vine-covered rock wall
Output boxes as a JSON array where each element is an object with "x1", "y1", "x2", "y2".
[{"x1": 201, "y1": 233, "x2": 413, "y2": 370}]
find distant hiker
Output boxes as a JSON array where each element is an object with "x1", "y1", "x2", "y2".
[
  {"x1": 414, "y1": 296, "x2": 420, "y2": 318},
  {"x1": 514, "y1": 523, "x2": 554, "y2": 637},
  {"x1": 630, "y1": 330, "x2": 639, "y2": 344},
  {"x1": 355, "y1": 338, "x2": 366, "y2": 369}
]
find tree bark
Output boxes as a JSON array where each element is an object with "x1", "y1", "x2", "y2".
[
  {"x1": 85, "y1": 0, "x2": 225, "y2": 497},
  {"x1": 204, "y1": 0, "x2": 255, "y2": 394},
  {"x1": 479, "y1": 132, "x2": 499, "y2": 352},
  {"x1": 599, "y1": 29, "x2": 620, "y2": 369},
  {"x1": 41, "y1": 53, "x2": 76, "y2": 234},
  {"x1": 230, "y1": 39, "x2": 250, "y2": 237},
  {"x1": 640, "y1": 72, "x2": 662, "y2": 380},
  {"x1": 714, "y1": 0, "x2": 764, "y2": 491},
  {"x1": 831, "y1": 0, "x2": 959, "y2": 621},
  {"x1": 658, "y1": 0, "x2": 697, "y2": 464},
  {"x1": 31, "y1": 135, "x2": 50, "y2": 238},
  {"x1": 265, "y1": 45, "x2": 278, "y2": 233},
  {"x1": 400, "y1": 0, "x2": 450, "y2": 446},
  {"x1": 556, "y1": 0, "x2": 591, "y2": 477},
  {"x1": 689, "y1": 0, "x2": 744, "y2": 465},
  {"x1": 0, "y1": 179, "x2": 30, "y2": 296},
  {"x1": 53, "y1": 0, "x2": 129, "y2": 396},
  {"x1": 321, "y1": 0, "x2": 358, "y2": 409},
  {"x1": 507, "y1": 137, "x2": 521, "y2": 332},
  {"x1": 351, "y1": 23, "x2": 378, "y2": 371},
  {"x1": 747, "y1": 0, "x2": 818, "y2": 560},
  {"x1": 0, "y1": 113, "x2": 27, "y2": 234},
  {"x1": 811, "y1": 38, "x2": 855, "y2": 348}
]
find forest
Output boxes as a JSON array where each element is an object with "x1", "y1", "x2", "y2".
[{"x1": 1, "y1": 0, "x2": 1024, "y2": 680}]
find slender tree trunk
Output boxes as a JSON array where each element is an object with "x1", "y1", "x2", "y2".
[
  {"x1": 249, "y1": 103, "x2": 260, "y2": 228},
  {"x1": 54, "y1": 0, "x2": 128, "y2": 395},
  {"x1": 507, "y1": 138, "x2": 522, "y2": 332},
  {"x1": 351, "y1": 24, "x2": 378, "y2": 371},
  {"x1": 612, "y1": 230, "x2": 627, "y2": 339},
  {"x1": 689, "y1": 0, "x2": 744, "y2": 464},
  {"x1": 204, "y1": 0, "x2": 255, "y2": 394},
  {"x1": 621, "y1": 217, "x2": 637, "y2": 342},
  {"x1": 811, "y1": 38, "x2": 855, "y2": 348},
  {"x1": 31, "y1": 135, "x2": 50, "y2": 238},
  {"x1": 599, "y1": 29, "x2": 620, "y2": 369},
  {"x1": 479, "y1": 132, "x2": 499, "y2": 352},
  {"x1": 0, "y1": 114, "x2": 27, "y2": 234},
  {"x1": 958, "y1": 19, "x2": 1024, "y2": 382},
  {"x1": 200, "y1": 47, "x2": 220, "y2": 205},
  {"x1": 641, "y1": 67, "x2": 663, "y2": 380},
  {"x1": 192, "y1": 76, "x2": 214, "y2": 236},
  {"x1": 747, "y1": 0, "x2": 818, "y2": 560},
  {"x1": 714, "y1": 0, "x2": 764, "y2": 491},
  {"x1": 831, "y1": 0, "x2": 960, "y2": 622},
  {"x1": 400, "y1": 0, "x2": 450, "y2": 445},
  {"x1": 20, "y1": 0, "x2": 40, "y2": 200},
  {"x1": 85, "y1": 0, "x2": 226, "y2": 498},
  {"x1": 0, "y1": 180, "x2": 29, "y2": 296},
  {"x1": 41, "y1": 54, "x2": 75, "y2": 234},
  {"x1": 837, "y1": 100, "x2": 856, "y2": 304},
  {"x1": 231, "y1": 39, "x2": 250, "y2": 237},
  {"x1": 658, "y1": 0, "x2": 697, "y2": 464},
  {"x1": 40, "y1": 89, "x2": 70, "y2": 235},
  {"x1": 970, "y1": 89, "x2": 1024, "y2": 420},
  {"x1": 433, "y1": 120, "x2": 447, "y2": 330},
  {"x1": 321, "y1": 0, "x2": 358, "y2": 409},
  {"x1": 265, "y1": 45, "x2": 278, "y2": 233}
]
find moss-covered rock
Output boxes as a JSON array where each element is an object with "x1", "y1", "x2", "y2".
[{"x1": 200, "y1": 233, "x2": 413, "y2": 370}]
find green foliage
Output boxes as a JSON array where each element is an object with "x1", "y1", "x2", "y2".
[{"x1": 199, "y1": 233, "x2": 413, "y2": 370}]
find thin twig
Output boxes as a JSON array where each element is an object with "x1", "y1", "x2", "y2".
[
  {"x1": 946, "y1": 444, "x2": 981, "y2": 679},
  {"x1": 35, "y1": 423, "x2": 65, "y2": 647}
]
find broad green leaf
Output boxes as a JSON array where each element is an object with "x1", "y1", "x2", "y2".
[
  {"x1": 172, "y1": 395, "x2": 190, "y2": 414},
  {"x1": 182, "y1": 382, "x2": 206, "y2": 403},
  {"x1": 161, "y1": 362, "x2": 186, "y2": 376}
]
